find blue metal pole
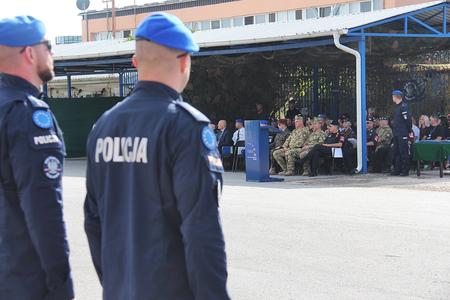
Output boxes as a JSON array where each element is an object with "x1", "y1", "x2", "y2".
[
  {"x1": 313, "y1": 65, "x2": 319, "y2": 115},
  {"x1": 119, "y1": 72, "x2": 124, "y2": 97},
  {"x1": 444, "y1": 6, "x2": 447, "y2": 34},
  {"x1": 43, "y1": 83, "x2": 48, "y2": 98},
  {"x1": 359, "y1": 37, "x2": 368, "y2": 174},
  {"x1": 67, "y1": 75, "x2": 72, "y2": 99}
]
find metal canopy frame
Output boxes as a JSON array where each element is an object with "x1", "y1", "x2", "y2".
[
  {"x1": 348, "y1": 2, "x2": 450, "y2": 37},
  {"x1": 342, "y1": 2, "x2": 450, "y2": 173}
]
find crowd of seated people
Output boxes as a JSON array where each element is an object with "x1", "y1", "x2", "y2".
[{"x1": 210, "y1": 110, "x2": 450, "y2": 175}]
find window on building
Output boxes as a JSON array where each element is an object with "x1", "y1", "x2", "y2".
[
  {"x1": 123, "y1": 30, "x2": 132, "y2": 38},
  {"x1": 373, "y1": 0, "x2": 383, "y2": 10},
  {"x1": 211, "y1": 20, "x2": 221, "y2": 29},
  {"x1": 349, "y1": 2, "x2": 360, "y2": 14},
  {"x1": 269, "y1": 13, "x2": 276, "y2": 23},
  {"x1": 319, "y1": 6, "x2": 332, "y2": 17},
  {"x1": 360, "y1": 1, "x2": 372, "y2": 12},
  {"x1": 233, "y1": 16, "x2": 244, "y2": 27},
  {"x1": 192, "y1": 22, "x2": 201, "y2": 31},
  {"x1": 295, "y1": 10, "x2": 303, "y2": 20},
  {"x1": 201, "y1": 21, "x2": 211, "y2": 30},
  {"x1": 255, "y1": 14, "x2": 266, "y2": 24},
  {"x1": 93, "y1": 32, "x2": 111, "y2": 41},
  {"x1": 221, "y1": 18, "x2": 231, "y2": 28},
  {"x1": 333, "y1": 4, "x2": 349, "y2": 16},
  {"x1": 287, "y1": 10, "x2": 296, "y2": 21},
  {"x1": 185, "y1": 22, "x2": 193, "y2": 30},
  {"x1": 306, "y1": 8, "x2": 318, "y2": 19},
  {"x1": 276, "y1": 11, "x2": 288, "y2": 22},
  {"x1": 244, "y1": 16, "x2": 255, "y2": 25}
]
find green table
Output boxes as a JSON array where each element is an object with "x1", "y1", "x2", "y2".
[{"x1": 413, "y1": 141, "x2": 450, "y2": 178}]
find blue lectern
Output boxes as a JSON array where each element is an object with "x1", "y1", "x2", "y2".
[{"x1": 245, "y1": 120, "x2": 284, "y2": 182}]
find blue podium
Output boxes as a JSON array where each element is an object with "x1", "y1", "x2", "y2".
[{"x1": 245, "y1": 120, "x2": 284, "y2": 182}]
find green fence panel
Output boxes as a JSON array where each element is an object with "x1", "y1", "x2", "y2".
[{"x1": 46, "y1": 97, "x2": 123, "y2": 157}]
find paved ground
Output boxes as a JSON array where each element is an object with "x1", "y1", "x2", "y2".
[{"x1": 64, "y1": 160, "x2": 450, "y2": 300}]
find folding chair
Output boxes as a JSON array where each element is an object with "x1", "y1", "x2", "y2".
[
  {"x1": 331, "y1": 147, "x2": 343, "y2": 175},
  {"x1": 232, "y1": 141, "x2": 245, "y2": 172}
]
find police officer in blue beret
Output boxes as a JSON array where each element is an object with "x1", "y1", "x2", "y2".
[
  {"x1": 84, "y1": 12, "x2": 230, "y2": 300},
  {"x1": 0, "y1": 16, "x2": 74, "y2": 299},
  {"x1": 391, "y1": 90, "x2": 412, "y2": 176}
]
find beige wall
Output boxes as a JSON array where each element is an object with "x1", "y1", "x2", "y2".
[{"x1": 82, "y1": 0, "x2": 432, "y2": 41}]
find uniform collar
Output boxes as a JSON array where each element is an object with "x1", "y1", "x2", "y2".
[
  {"x1": 0, "y1": 73, "x2": 40, "y2": 97},
  {"x1": 132, "y1": 81, "x2": 180, "y2": 100}
]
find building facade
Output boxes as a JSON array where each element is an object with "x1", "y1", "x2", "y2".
[{"x1": 81, "y1": 0, "x2": 431, "y2": 41}]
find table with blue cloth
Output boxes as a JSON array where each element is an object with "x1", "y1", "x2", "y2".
[{"x1": 413, "y1": 140, "x2": 450, "y2": 177}]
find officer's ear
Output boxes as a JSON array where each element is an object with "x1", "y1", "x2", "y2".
[
  {"x1": 132, "y1": 55, "x2": 138, "y2": 68},
  {"x1": 178, "y1": 54, "x2": 190, "y2": 74},
  {"x1": 21, "y1": 46, "x2": 37, "y2": 65}
]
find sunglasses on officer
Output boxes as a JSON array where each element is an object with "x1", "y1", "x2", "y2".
[{"x1": 20, "y1": 40, "x2": 52, "y2": 54}]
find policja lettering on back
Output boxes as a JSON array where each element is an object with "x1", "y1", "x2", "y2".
[
  {"x1": 95, "y1": 136, "x2": 148, "y2": 163},
  {"x1": 84, "y1": 12, "x2": 230, "y2": 300}
]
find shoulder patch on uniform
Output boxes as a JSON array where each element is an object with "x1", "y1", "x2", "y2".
[
  {"x1": 27, "y1": 95, "x2": 49, "y2": 109},
  {"x1": 175, "y1": 101, "x2": 210, "y2": 123},
  {"x1": 32, "y1": 110, "x2": 53, "y2": 129},
  {"x1": 202, "y1": 126, "x2": 217, "y2": 150},
  {"x1": 43, "y1": 156, "x2": 62, "y2": 179}
]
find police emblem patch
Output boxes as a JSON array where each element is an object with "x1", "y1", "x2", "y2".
[
  {"x1": 207, "y1": 152, "x2": 224, "y2": 173},
  {"x1": 32, "y1": 110, "x2": 53, "y2": 129},
  {"x1": 201, "y1": 126, "x2": 217, "y2": 151},
  {"x1": 43, "y1": 156, "x2": 62, "y2": 179}
]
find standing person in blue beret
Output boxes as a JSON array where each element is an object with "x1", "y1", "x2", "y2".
[
  {"x1": 84, "y1": 12, "x2": 230, "y2": 300},
  {"x1": 391, "y1": 90, "x2": 412, "y2": 176},
  {"x1": 0, "y1": 16, "x2": 74, "y2": 300}
]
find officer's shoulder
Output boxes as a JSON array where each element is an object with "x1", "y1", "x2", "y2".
[
  {"x1": 175, "y1": 101, "x2": 210, "y2": 123},
  {"x1": 26, "y1": 95, "x2": 49, "y2": 109}
]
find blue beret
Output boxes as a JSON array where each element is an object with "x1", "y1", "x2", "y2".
[
  {"x1": 318, "y1": 114, "x2": 327, "y2": 119},
  {"x1": 0, "y1": 16, "x2": 46, "y2": 47},
  {"x1": 235, "y1": 118, "x2": 244, "y2": 124},
  {"x1": 135, "y1": 12, "x2": 199, "y2": 53},
  {"x1": 392, "y1": 90, "x2": 403, "y2": 96}
]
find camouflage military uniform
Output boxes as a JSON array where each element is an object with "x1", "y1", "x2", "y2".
[
  {"x1": 373, "y1": 126, "x2": 393, "y2": 172},
  {"x1": 269, "y1": 129, "x2": 290, "y2": 171},
  {"x1": 286, "y1": 129, "x2": 326, "y2": 175},
  {"x1": 273, "y1": 127, "x2": 310, "y2": 172}
]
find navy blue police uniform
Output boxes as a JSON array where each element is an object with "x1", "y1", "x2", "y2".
[
  {"x1": 366, "y1": 116, "x2": 378, "y2": 165},
  {"x1": 84, "y1": 13, "x2": 230, "y2": 300},
  {"x1": 306, "y1": 120, "x2": 350, "y2": 176},
  {"x1": 391, "y1": 90, "x2": 412, "y2": 175},
  {"x1": 0, "y1": 16, "x2": 73, "y2": 300}
]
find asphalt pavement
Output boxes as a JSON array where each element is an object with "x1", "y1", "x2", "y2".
[{"x1": 64, "y1": 159, "x2": 450, "y2": 300}]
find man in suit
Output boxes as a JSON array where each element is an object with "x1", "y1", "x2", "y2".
[{"x1": 216, "y1": 120, "x2": 232, "y2": 154}]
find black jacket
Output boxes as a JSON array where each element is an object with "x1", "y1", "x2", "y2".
[
  {"x1": 84, "y1": 81, "x2": 230, "y2": 300},
  {"x1": 0, "y1": 73, "x2": 73, "y2": 300}
]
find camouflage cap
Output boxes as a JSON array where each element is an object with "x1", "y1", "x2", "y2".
[
  {"x1": 312, "y1": 117, "x2": 321, "y2": 123},
  {"x1": 294, "y1": 114, "x2": 303, "y2": 120}
]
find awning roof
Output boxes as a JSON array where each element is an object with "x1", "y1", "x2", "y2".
[{"x1": 53, "y1": 0, "x2": 444, "y2": 61}]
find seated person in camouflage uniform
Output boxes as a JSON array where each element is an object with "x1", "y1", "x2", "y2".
[
  {"x1": 273, "y1": 115, "x2": 310, "y2": 176},
  {"x1": 269, "y1": 119, "x2": 291, "y2": 175},
  {"x1": 287, "y1": 118, "x2": 326, "y2": 176},
  {"x1": 372, "y1": 116, "x2": 393, "y2": 173}
]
